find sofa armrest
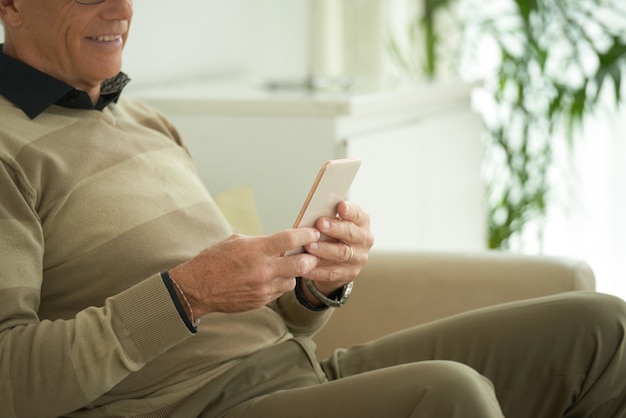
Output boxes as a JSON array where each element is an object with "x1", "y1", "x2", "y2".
[{"x1": 312, "y1": 250, "x2": 596, "y2": 359}]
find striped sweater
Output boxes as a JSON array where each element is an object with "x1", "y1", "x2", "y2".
[{"x1": 0, "y1": 95, "x2": 331, "y2": 417}]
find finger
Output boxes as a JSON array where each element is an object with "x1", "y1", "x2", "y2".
[
  {"x1": 275, "y1": 251, "x2": 320, "y2": 278},
  {"x1": 319, "y1": 203, "x2": 374, "y2": 251},
  {"x1": 265, "y1": 227, "x2": 321, "y2": 256},
  {"x1": 306, "y1": 240, "x2": 354, "y2": 264},
  {"x1": 305, "y1": 263, "x2": 360, "y2": 286},
  {"x1": 316, "y1": 216, "x2": 362, "y2": 246},
  {"x1": 337, "y1": 201, "x2": 371, "y2": 229}
]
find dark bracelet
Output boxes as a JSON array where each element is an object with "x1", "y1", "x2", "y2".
[
  {"x1": 295, "y1": 277, "x2": 328, "y2": 312},
  {"x1": 161, "y1": 271, "x2": 198, "y2": 333},
  {"x1": 304, "y1": 278, "x2": 353, "y2": 308}
]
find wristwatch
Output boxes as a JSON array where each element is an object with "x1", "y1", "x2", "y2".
[{"x1": 303, "y1": 278, "x2": 354, "y2": 308}]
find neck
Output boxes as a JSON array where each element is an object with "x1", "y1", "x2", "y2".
[{"x1": 86, "y1": 87, "x2": 102, "y2": 106}]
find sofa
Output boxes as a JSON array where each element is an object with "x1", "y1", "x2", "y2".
[
  {"x1": 312, "y1": 250, "x2": 596, "y2": 359},
  {"x1": 212, "y1": 186, "x2": 597, "y2": 359}
]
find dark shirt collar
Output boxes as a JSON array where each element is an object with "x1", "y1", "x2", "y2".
[{"x1": 0, "y1": 44, "x2": 130, "y2": 119}]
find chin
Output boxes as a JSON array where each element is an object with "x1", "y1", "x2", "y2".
[
  {"x1": 83, "y1": 53, "x2": 123, "y2": 77},
  {"x1": 90, "y1": 64, "x2": 122, "y2": 82}
]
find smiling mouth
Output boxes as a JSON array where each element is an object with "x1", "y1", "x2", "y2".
[{"x1": 88, "y1": 35, "x2": 123, "y2": 42}]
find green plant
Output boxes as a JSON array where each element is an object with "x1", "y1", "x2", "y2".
[{"x1": 390, "y1": 0, "x2": 626, "y2": 250}]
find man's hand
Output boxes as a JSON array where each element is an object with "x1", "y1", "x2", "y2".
[
  {"x1": 169, "y1": 228, "x2": 321, "y2": 317},
  {"x1": 302, "y1": 201, "x2": 374, "y2": 296}
]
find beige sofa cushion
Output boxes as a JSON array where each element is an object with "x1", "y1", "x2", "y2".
[
  {"x1": 214, "y1": 185, "x2": 264, "y2": 236},
  {"x1": 312, "y1": 250, "x2": 596, "y2": 359}
]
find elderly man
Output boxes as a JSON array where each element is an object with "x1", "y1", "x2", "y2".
[{"x1": 1, "y1": 1, "x2": 625, "y2": 417}]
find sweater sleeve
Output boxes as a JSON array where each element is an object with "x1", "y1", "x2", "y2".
[
  {"x1": 269, "y1": 290, "x2": 334, "y2": 338},
  {"x1": 0, "y1": 160, "x2": 193, "y2": 418}
]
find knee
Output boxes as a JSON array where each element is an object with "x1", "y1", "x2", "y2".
[
  {"x1": 552, "y1": 292, "x2": 626, "y2": 354},
  {"x1": 563, "y1": 292, "x2": 626, "y2": 332},
  {"x1": 422, "y1": 361, "x2": 493, "y2": 395},
  {"x1": 412, "y1": 361, "x2": 503, "y2": 416}
]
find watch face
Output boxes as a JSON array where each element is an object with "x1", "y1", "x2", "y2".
[{"x1": 339, "y1": 281, "x2": 354, "y2": 304}]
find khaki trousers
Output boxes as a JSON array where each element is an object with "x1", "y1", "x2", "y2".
[{"x1": 170, "y1": 291, "x2": 626, "y2": 418}]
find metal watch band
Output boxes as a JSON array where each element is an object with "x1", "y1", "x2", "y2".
[{"x1": 303, "y1": 278, "x2": 353, "y2": 308}]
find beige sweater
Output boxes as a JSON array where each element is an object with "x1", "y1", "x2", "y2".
[{"x1": 0, "y1": 96, "x2": 332, "y2": 418}]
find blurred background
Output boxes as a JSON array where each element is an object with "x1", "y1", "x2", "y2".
[{"x1": 3, "y1": 0, "x2": 625, "y2": 299}]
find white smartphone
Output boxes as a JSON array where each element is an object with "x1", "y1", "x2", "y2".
[{"x1": 286, "y1": 158, "x2": 361, "y2": 255}]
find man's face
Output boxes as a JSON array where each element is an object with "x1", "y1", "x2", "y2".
[{"x1": 8, "y1": 0, "x2": 133, "y2": 92}]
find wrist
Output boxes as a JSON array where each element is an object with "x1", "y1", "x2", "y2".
[
  {"x1": 161, "y1": 271, "x2": 199, "y2": 332},
  {"x1": 295, "y1": 277, "x2": 328, "y2": 311},
  {"x1": 168, "y1": 265, "x2": 211, "y2": 318},
  {"x1": 301, "y1": 278, "x2": 353, "y2": 308}
]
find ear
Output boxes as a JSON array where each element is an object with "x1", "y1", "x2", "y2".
[{"x1": 0, "y1": 0, "x2": 23, "y2": 28}]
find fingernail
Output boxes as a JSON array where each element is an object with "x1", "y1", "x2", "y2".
[
  {"x1": 310, "y1": 242, "x2": 318, "y2": 250},
  {"x1": 321, "y1": 219, "x2": 330, "y2": 230}
]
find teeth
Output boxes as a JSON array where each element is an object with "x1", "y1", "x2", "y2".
[{"x1": 92, "y1": 35, "x2": 121, "y2": 42}]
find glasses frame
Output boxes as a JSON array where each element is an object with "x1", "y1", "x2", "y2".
[{"x1": 75, "y1": 0, "x2": 106, "y2": 4}]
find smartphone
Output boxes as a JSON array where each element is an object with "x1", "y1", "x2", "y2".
[{"x1": 286, "y1": 158, "x2": 361, "y2": 255}]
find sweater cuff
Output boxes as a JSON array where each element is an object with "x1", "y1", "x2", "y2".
[
  {"x1": 111, "y1": 274, "x2": 194, "y2": 362},
  {"x1": 275, "y1": 287, "x2": 333, "y2": 336}
]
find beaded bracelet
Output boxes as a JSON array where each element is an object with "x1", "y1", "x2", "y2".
[{"x1": 169, "y1": 275, "x2": 200, "y2": 327}]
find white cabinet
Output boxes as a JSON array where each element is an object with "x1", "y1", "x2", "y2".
[{"x1": 132, "y1": 80, "x2": 486, "y2": 251}]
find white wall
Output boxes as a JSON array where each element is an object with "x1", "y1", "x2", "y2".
[
  {"x1": 0, "y1": 1, "x2": 311, "y2": 86},
  {"x1": 124, "y1": 0, "x2": 310, "y2": 88},
  {"x1": 541, "y1": 104, "x2": 626, "y2": 301}
]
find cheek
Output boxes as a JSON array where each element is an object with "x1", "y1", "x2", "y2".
[{"x1": 58, "y1": 9, "x2": 87, "y2": 46}]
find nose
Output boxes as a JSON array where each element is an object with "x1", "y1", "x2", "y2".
[{"x1": 101, "y1": 0, "x2": 133, "y2": 21}]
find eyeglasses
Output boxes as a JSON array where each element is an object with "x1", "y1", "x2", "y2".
[{"x1": 75, "y1": 0, "x2": 106, "y2": 4}]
